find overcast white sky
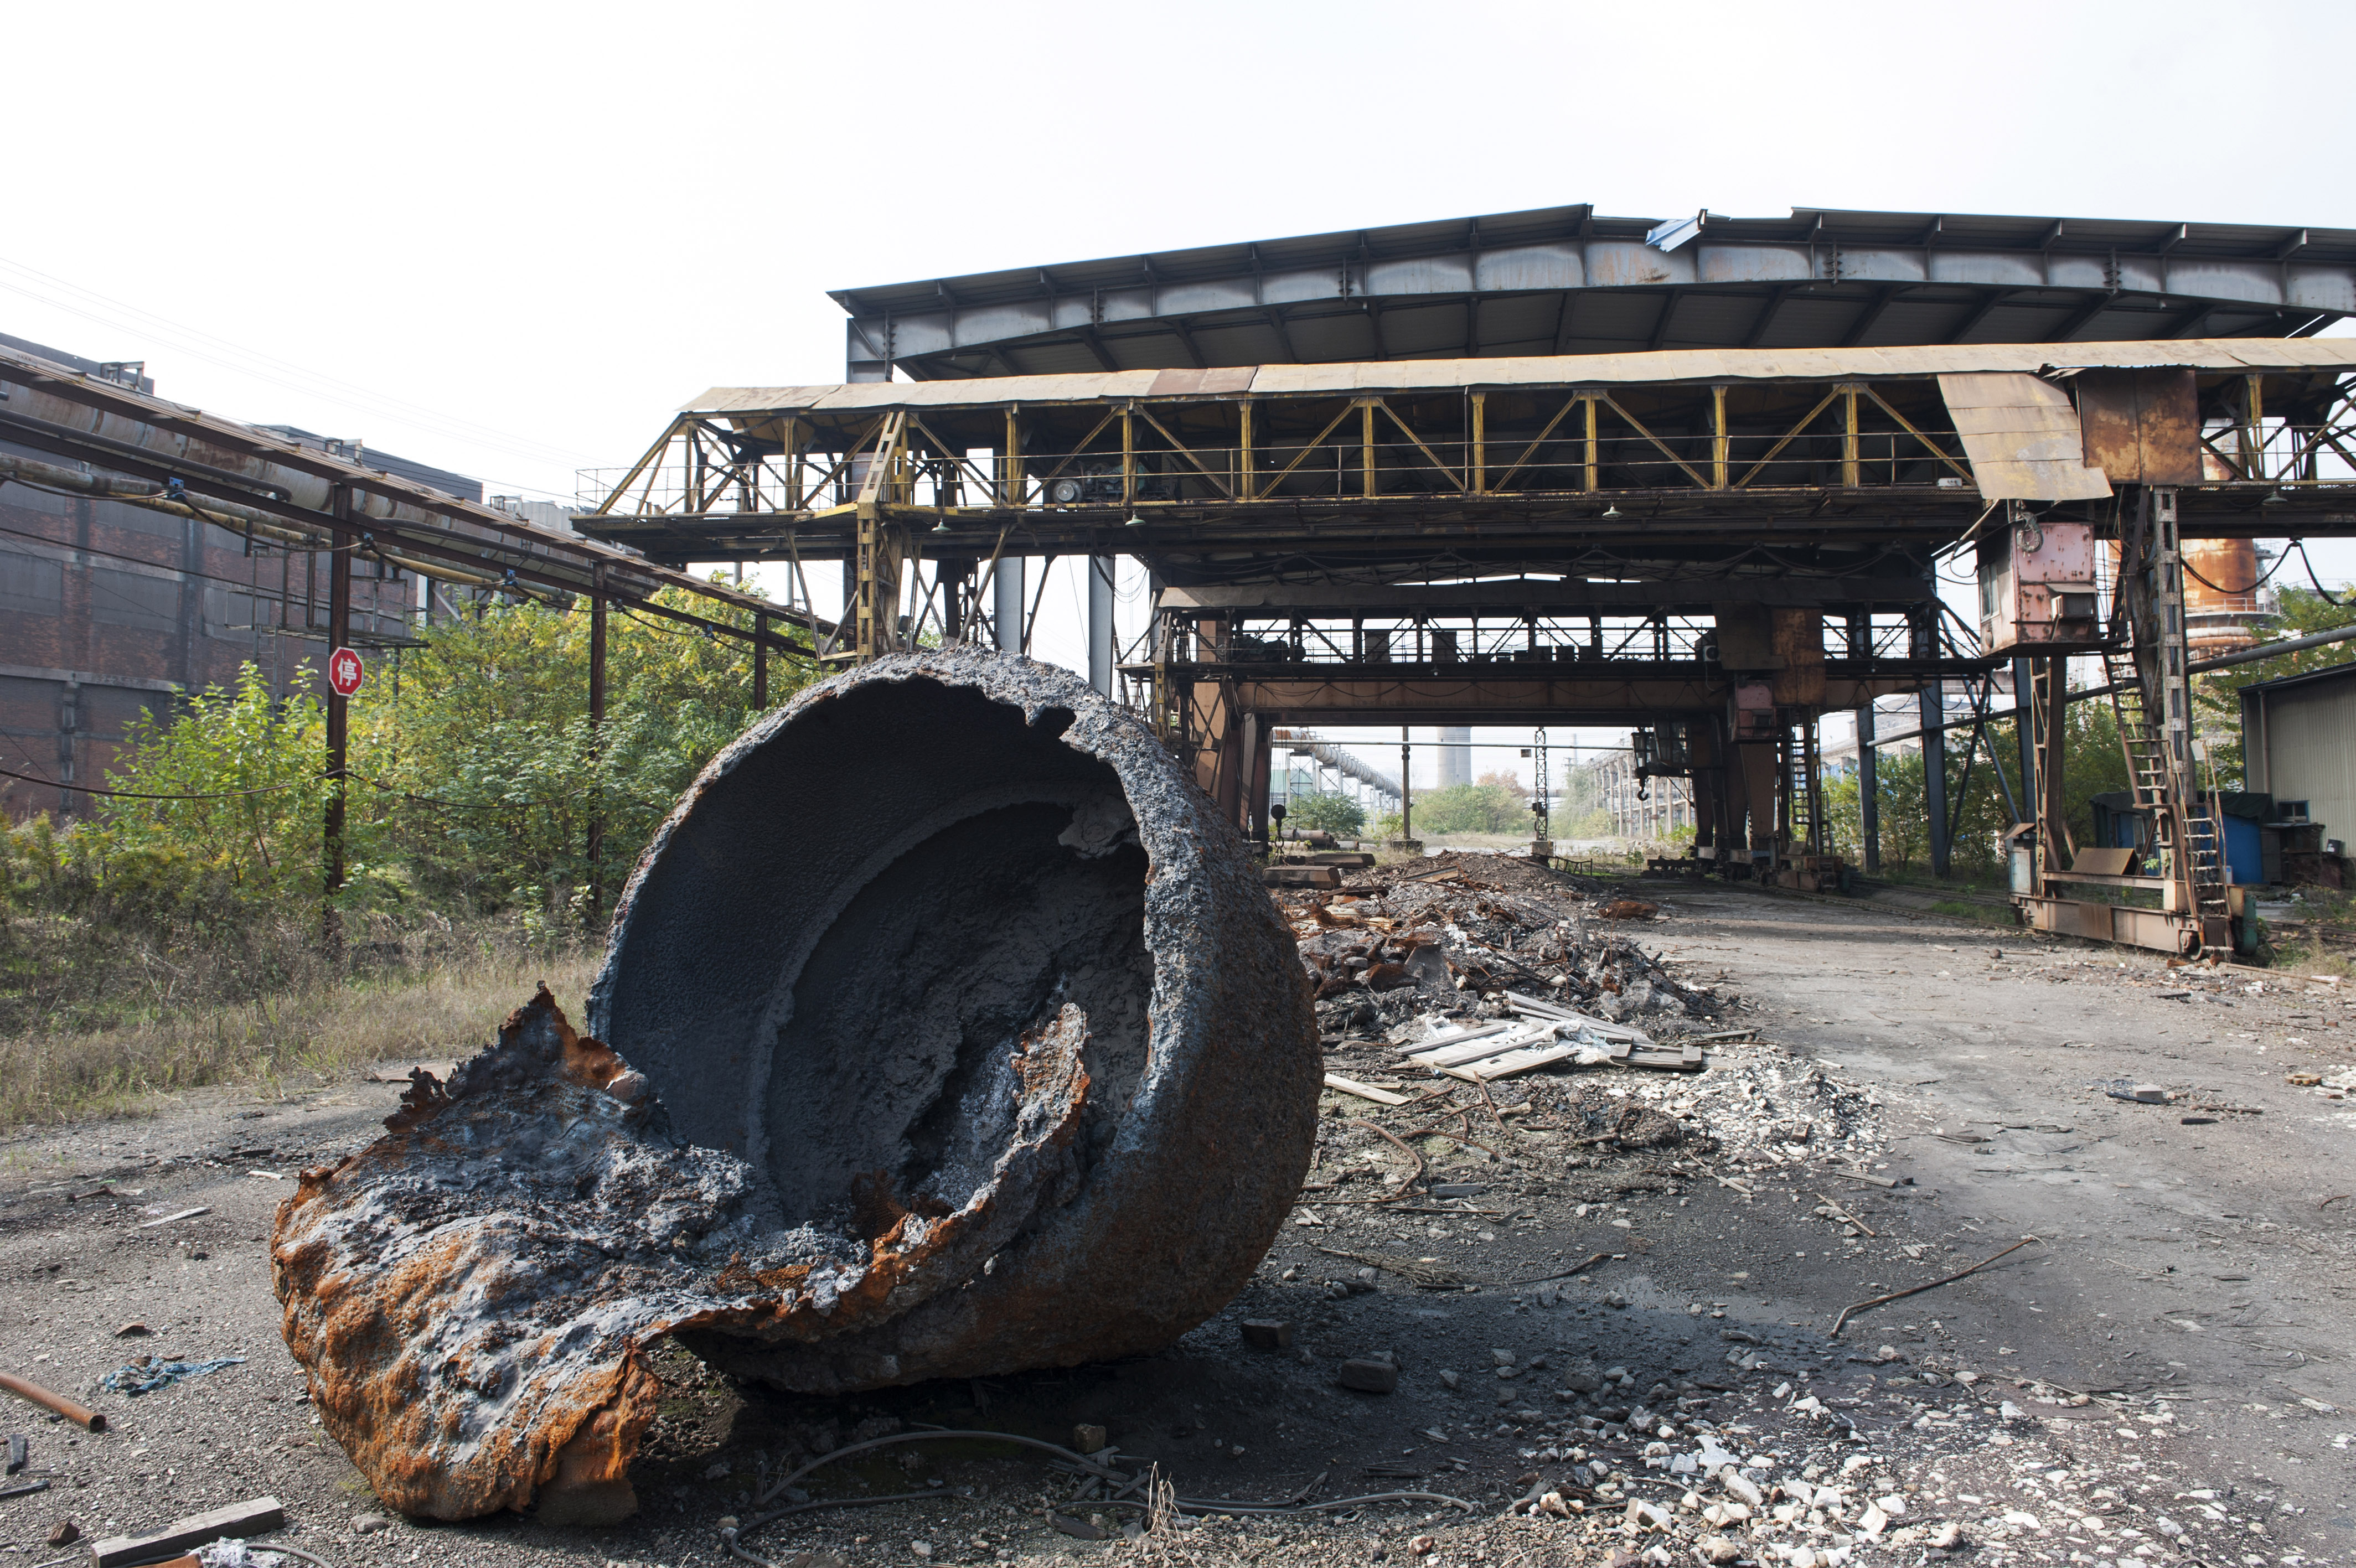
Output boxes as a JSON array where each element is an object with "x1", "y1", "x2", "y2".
[{"x1": 6, "y1": 1, "x2": 2351, "y2": 792}]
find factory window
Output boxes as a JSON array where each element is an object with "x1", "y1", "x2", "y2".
[
  {"x1": 0, "y1": 547, "x2": 63, "y2": 616},
  {"x1": 90, "y1": 568, "x2": 180, "y2": 632}
]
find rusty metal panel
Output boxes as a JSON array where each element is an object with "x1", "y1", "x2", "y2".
[
  {"x1": 1769, "y1": 608, "x2": 1826, "y2": 706},
  {"x1": 1938, "y1": 372, "x2": 2114, "y2": 501},
  {"x1": 2075, "y1": 368, "x2": 2202, "y2": 485}
]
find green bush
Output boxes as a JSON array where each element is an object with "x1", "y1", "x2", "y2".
[{"x1": 1283, "y1": 790, "x2": 1366, "y2": 835}]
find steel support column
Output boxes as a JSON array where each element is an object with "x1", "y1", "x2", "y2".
[
  {"x1": 1088, "y1": 556, "x2": 1115, "y2": 695},
  {"x1": 1856, "y1": 702, "x2": 1880, "y2": 873},
  {"x1": 994, "y1": 557, "x2": 1025, "y2": 653},
  {"x1": 1921, "y1": 681, "x2": 1951, "y2": 878},
  {"x1": 2012, "y1": 655, "x2": 2036, "y2": 814}
]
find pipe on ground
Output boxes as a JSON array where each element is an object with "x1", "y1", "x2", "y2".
[{"x1": 270, "y1": 646, "x2": 1318, "y2": 1523}]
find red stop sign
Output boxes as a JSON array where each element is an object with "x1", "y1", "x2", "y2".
[{"x1": 327, "y1": 646, "x2": 365, "y2": 698}]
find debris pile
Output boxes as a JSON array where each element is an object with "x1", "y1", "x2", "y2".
[
  {"x1": 271, "y1": 650, "x2": 1318, "y2": 1522},
  {"x1": 1278, "y1": 855, "x2": 1719, "y2": 1042}
]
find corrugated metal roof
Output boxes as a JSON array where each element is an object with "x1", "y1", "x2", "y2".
[
  {"x1": 685, "y1": 336, "x2": 2356, "y2": 416},
  {"x1": 830, "y1": 204, "x2": 2356, "y2": 317}
]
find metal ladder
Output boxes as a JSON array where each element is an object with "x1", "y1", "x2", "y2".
[
  {"x1": 1780, "y1": 718, "x2": 1822, "y2": 856},
  {"x1": 2104, "y1": 633, "x2": 2228, "y2": 921}
]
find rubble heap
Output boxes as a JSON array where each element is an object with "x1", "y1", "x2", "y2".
[{"x1": 1279, "y1": 858, "x2": 1720, "y2": 1040}]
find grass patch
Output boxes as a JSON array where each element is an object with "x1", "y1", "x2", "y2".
[
  {"x1": 0, "y1": 923, "x2": 595, "y2": 1129},
  {"x1": 2271, "y1": 944, "x2": 2355, "y2": 981},
  {"x1": 1928, "y1": 898, "x2": 2018, "y2": 928}
]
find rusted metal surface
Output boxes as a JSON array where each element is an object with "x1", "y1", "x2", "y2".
[
  {"x1": 2075, "y1": 366, "x2": 2203, "y2": 485},
  {"x1": 272, "y1": 647, "x2": 1319, "y2": 1520}
]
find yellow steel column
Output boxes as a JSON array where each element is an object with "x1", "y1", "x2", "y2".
[
  {"x1": 855, "y1": 501, "x2": 881, "y2": 661},
  {"x1": 2239, "y1": 373, "x2": 2265, "y2": 478},
  {"x1": 1712, "y1": 384, "x2": 1729, "y2": 489},
  {"x1": 1582, "y1": 395, "x2": 1599, "y2": 492},
  {"x1": 1122, "y1": 403, "x2": 1136, "y2": 506},
  {"x1": 1361, "y1": 399, "x2": 1376, "y2": 498},
  {"x1": 1471, "y1": 391, "x2": 1487, "y2": 494},
  {"x1": 1003, "y1": 406, "x2": 1022, "y2": 504},
  {"x1": 1239, "y1": 397, "x2": 1254, "y2": 500},
  {"x1": 782, "y1": 417, "x2": 802, "y2": 510},
  {"x1": 1842, "y1": 385, "x2": 1861, "y2": 488}
]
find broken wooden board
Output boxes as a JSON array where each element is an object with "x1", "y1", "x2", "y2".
[
  {"x1": 1399, "y1": 1021, "x2": 1513, "y2": 1055},
  {"x1": 89, "y1": 1497, "x2": 285, "y2": 1567},
  {"x1": 1440, "y1": 1043, "x2": 1577, "y2": 1081},
  {"x1": 1409, "y1": 1024, "x2": 1553, "y2": 1069},
  {"x1": 1502, "y1": 991, "x2": 1651, "y2": 1043},
  {"x1": 1263, "y1": 865, "x2": 1342, "y2": 888},
  {"x1": 1323, "y1": 1073, "x2": 1409, "y2": 1106},
  {"x1": 1607, "y1": 1040, "x2": 1707, "y2": 1072}
]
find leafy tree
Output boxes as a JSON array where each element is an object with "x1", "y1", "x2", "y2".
[
  {"x1": 351, "y1": 586, "x2": 814, "y2": 917},
  {"x1": 68, "y1": 583, "x2": 814, "y2": 929},
  {"x1": 1283, "y1": 790, "x2": 1366, "y2": 835},
  {"x1": 1410, "y1": 782, "x2": 1536, "y2": 835},
  {"x1": 94, "y1": 664, "x2": 340, "y2": 919},
  {"x1": 2191, "y1": 584, "x2": 2356, "y2": 787}
]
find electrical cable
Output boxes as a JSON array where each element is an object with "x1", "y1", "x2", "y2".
[
  {"x1": 0, "y1": 760, "x2": 304, "y2": 801},
  {"x1": 0, "y1": 255, "x2": 596, "y2": 470},
  {"x1": 2177, "y1": 545, "x2": 2291, "y2": 597},
  {"x1": 2292, "y1": 539, "x2": 2349, "y2": 607}
]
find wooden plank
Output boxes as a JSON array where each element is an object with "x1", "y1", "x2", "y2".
[
  {"x1": 90, "y1": 1497, "x2": 287, "y2": 1567},
  {"x1": 1263, "y1": 866, "x2": 1342, "y2": 888},
  {"x1": 1409, "y1": 1024, "x2": 1551, "y2": 1069},
  {"x1": 1440, "y1": 1043, "x2": 1577, "y2": 1081},
  {"x1": 1504, "y1": 992, "x2": 1650, "y2": 1043},
  {"x1": 1397, "y1": 1021, "x2": 1512, "y2": 1057},
  {"x1": 1324, "y1": 1073, "x2": 1409, "y2": 1106},
  {"x1": 1609, "y1": 1041, "x2": 1708, "y2": 1073}
]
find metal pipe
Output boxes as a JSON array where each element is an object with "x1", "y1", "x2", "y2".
[
  {"x1": 1861, "y1": 624, "x2": 2356, "y2": 749},
  {"x1": 1264, "y1": 729, "x2": 1403, "y2": 802}
]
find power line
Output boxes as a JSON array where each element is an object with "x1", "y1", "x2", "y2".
[{"x1": 0, "y1": 256, "x2": 597, "y2": 471}]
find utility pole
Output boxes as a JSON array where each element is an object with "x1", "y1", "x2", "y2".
[
  {"x1": 1399, "y1": 727, "x2": 1413, "y2": 843},
  {"x1": 586, "y1": 565, "x2": 608, "y2": 926},
  {"x1": 323, "y1": 486, "x2": 352, "y2": 948}
]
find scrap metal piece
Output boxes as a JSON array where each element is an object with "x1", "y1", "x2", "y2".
[{"x1": 273, "y1": 648, "x2": 1318, "y2": 1521}]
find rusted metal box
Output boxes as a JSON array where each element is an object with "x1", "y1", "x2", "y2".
[{"x1": 1977, "y1": 518, "x2": 2104, "y2": 653}]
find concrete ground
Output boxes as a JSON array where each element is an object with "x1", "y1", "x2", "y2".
[{"x1": 0, "y1": 883, "x2": 2346, "y2": 1567}]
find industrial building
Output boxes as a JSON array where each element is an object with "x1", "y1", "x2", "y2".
[
  {"x1": 2240, "y1": 662, "x2": 2356, "y2": 887},
  {"x1": 0, "y1": 332, "x2": 479, "y2": 820}
]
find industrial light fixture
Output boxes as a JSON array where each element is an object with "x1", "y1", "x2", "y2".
[
  {"x1": 932, "y1": 515, "x2": 952, "y2": 532},
  {"x1": 1124, "y1": 513, "x2": 1144, "y2": 527},
  {"x1": 1601, "y1": 504, "x2": 1622, "y2": 519}
]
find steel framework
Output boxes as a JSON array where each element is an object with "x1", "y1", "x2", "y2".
[{"x1": 576, "y1": 339, "x2": 2356, "y2": 948}]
